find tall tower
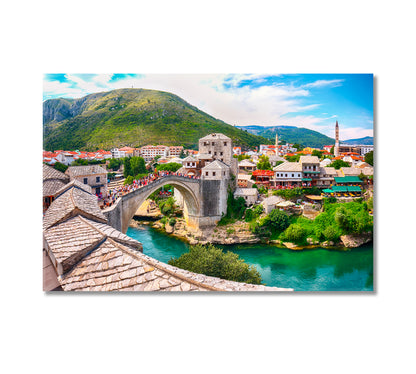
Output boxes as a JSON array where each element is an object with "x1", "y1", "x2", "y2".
[
  {"x1": 275, "y1": 132, "x2": 279, "y2": 156},
  {"x1": 334, "y1": 121, "x2": 340, "y2": 157}
]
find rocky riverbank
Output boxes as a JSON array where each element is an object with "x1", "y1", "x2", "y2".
[{"x1": 130, "y1": 215, "x2": 373, "y2": 250}]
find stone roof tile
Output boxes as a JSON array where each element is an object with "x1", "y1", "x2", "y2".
[
  {"x1": 273, "y1": 162, "x2": 302, "y2": 172},
  {"x1": 54, "y1": 179, "x2": 93, "y2": 197},
  {"x1": 43, "y1": 164, "x2": 70, "y2": 182},
  {"x1": 43, "y1": 179, "x2": 68, "y2": 197},
  {"x1": 201, "y1": 159, "x2": 230, "y2": 170},
  {"x1": 44, "y1": 216, "x2": 105, "y2": 274},
  {"x1": 66, "y1": 165, "x2": 107, "y2": 178},
  {"x1": 43, "y1": 185, "x2": 106, "y2": 230},
  {"x1": 300, "y1": 156, "x2": 320, "y2": 164}
]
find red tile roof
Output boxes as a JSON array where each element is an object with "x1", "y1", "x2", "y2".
[{"x1": 253, "y1": 170, "x2": 274, "y2": 176}]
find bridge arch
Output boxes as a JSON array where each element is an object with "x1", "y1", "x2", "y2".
[{"x1": 105, "y1": 176, "x2": 202, "y2": 233}]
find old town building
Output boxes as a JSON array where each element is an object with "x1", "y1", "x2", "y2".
[{"x1": 66, "y1": 165, "x2": 108, "y2": 198}]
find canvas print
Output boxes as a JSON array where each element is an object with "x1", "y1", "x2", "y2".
[{"x1": 42, "y1": 74, "x2": 374, "y2": 292}]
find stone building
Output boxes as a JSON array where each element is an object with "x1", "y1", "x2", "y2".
[
  {"x1": 181, "y1": 155, "x2": 200, "y2": 176},
  {"x1": 238, "y1": 159, "x2": 257, "y2": 174},
  {"x1": 198, "y1": 133, "x2": 238, "y2": 176},
  {"x1": 66, "y1": 165, "x2": 108, "y2": 198},
  {"x1": 300, "y1": 156, "x2": 321, "y2": 186},
  {"x1": 234, "y1": 188, "x2": 258, "y2": 206},
  {"x1": 316, "y1": 167, "x2": 337, "y2": 187},
  {"x1": 43, "y1": 164, "x2": 70, "y2": 212}
]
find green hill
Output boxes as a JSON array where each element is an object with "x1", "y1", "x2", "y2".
[
  {"x1": 236, "y1": 125, "x2": 335, "y2": 149},
  {"x1": 342, "y1": 136, "x2": 373, "y2": 145},
  {"x1": 43, "y1": 88, "x2": 270, "y2": 151}
]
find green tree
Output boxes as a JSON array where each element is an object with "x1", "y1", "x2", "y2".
[
  {"x1": 257, "y1": 155, "x2": 272, "y2": 170},
  {"x1": 237, "y1": 154, "x2": 251, "y2": 162},
  {"x1": 130, "y1": 156, "x2": 146, "y2": 176},
  {"x1": 53, "y1": 162, "x2": 68, "y2": 173},
  {"x1": 323, "y1": 225, "x2": 339, "y2": 241},
  {"x1": 293, "y1": 143, "x2": 303, "y2": 151},
  {"x1": 168, "y1": 244, "x2": 262, "y2": 285},
  {"x1": 330, "y1": 145, "x2": 334, "y2": 155},
  {"x1": 365, "y1": 151, "x2": 373, "y2": 166},
  {"x1": 366, "y1": 197, "x2": 373, "y2": 211},
  {"x1": 108, "y1": 158, "x2": 122, "y2": 171},
  {"x1": 158, "y1": 196, "x2": 176, "y2": 216},
  {"x1": 284, "y1": 224, "x2": 307, "y2": 243},
  {"x1": 312, "y1": 150, "x2": 323, "y2": 159},
  {"x1": 124, "y1": 175, "x2": 134, "y2": 185},
  {"x1": 123, "y1": 157, "x2": 131, "y2": 178},
  {"x1": 285, "y1": 154, "x2": 301, "y2": 162},
  {"x1": 71, "y1": 158, "x2": 88, "y2": 166},
  {"x1": 329, "y1": 159, "x2": 350, "y2": 170},
  {"x1": 156, "y1": 163, "x2": 183, "y2": 172},
  {"x1": 268, "y1": 209, "x2": 290, "y2": 232}
]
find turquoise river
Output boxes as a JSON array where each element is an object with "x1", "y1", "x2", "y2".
[{"x1": 126, "y1": 225, "x2": 374, "y2": 291}]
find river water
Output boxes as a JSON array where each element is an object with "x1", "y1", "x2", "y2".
[{"x1": 126, "y1": 225, "x2": 374, "y2": 291}]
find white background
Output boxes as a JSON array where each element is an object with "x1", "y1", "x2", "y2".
[{"x1": 1, "y1": 1, "x2": 415, "y2": 373}]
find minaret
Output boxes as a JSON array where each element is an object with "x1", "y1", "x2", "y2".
[
  {"x1": 334, "y1": 121, "x2": 340, "y2": 157},
  {"x1": 275, "y1": 132, "x2": 279, "y2": 156}
]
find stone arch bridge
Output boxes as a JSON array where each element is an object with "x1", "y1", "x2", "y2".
[{"x1": 103, "y1": 175, "x2": 228, "y2": 233}]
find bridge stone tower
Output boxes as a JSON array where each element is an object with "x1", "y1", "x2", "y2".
[{"x1": 198, "y1": 133, "x2": 238, "y2": 177}]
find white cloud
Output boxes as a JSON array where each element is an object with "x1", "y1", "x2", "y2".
[
  {"x1": 43, "y1": 74, "x2": 371, "y2": 140},
  {"x1": 302, "y1": 79, "x2": 344, "y2": 89}
]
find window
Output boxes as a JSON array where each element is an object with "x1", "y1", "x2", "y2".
[
  {"x1": 292, "y1": 174, "x2": 294, "y2": 177},
  {"x1": 205, "y1": 172, "x2": 209, "y2": 176},
  {"x1": 220, "y1": 152, "x2": 223, "y2": 156},
  {"x1": 224, "y1": 142, "x2": 227, "y2": 146},
  {"x1": 285, "y1": 174, "x2": 287, "y2": 177},
  {"x1": 208, "y1": 151, "x2": 211, "y2": 154},
  {"x1": 213, "y1": 172, "x2": 216, "y2": 176},
  {"x1": 83, "y1": 178, "x2": 88, "y2": 184},
  {"x1": 214, "y1": 152, "x2": 217, "y2": 155},
  {"x1": 96, "y1": 176, "x2": 100, "y2": 183},
  {"x1": 212, "y1": 142, "x2": 215, "y2": 146}
]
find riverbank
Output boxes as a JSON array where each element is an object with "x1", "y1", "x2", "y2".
[
  {"x1": 126, "y1": 225, "x2": 374, "y2": 291},
  {"x1": 130, "y1": 215, "x2": 373, "y2": 250}
]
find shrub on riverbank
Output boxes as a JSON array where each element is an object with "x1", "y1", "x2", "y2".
[
  {"x1": 282, "y1": 223, "x2": 307, "y2": 243},
  {"x1": 251, "y1": 209, "x2": 290, "y2": 240},
  {"x1": 249, "y1": 199, "x2": 373, "y2": 245},
  {"x1": 218, "y1": 190, "x2": 247, "y2": 225},
  {"x1": 168, "y1": 244, "x2": 262, "y2": 285}
]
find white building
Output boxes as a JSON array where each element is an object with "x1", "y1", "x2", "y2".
[
  {"x1": 169, "y1": 146, "x2": 184, "y2": 157},
  {"x1": 273, "y1": 162, "x2": 303, "y2": 187},
  {"x1": 111, "y1": 148, "x2": 126, "y2": 159},
  {"x1": 139, "y1": 145, "x2": 170, "y2": 161}
]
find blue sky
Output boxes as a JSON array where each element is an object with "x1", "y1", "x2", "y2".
[{"x1": 43, "y1": 73, "x2": 373, "y2": 140}]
